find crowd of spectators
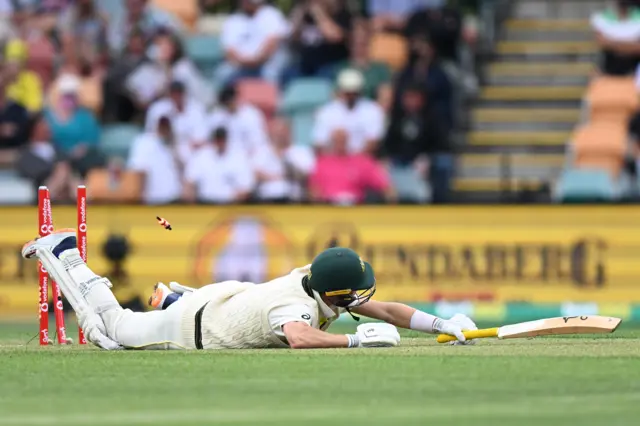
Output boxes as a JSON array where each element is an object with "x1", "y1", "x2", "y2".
[{"x1": 0, "y1": 0, "x2": 480, "y2": 205}]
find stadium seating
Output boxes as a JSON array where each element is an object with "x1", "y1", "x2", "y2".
[
  {"x1": 237, "y1": 79, "x2": 279, "y2": 117},
  {"x1": 86, "y1": 169, "x2": 142, "y2": 203},
  {"x1": 368, "y1": 33, "x2": 407, "y2": 71},
  {"x1": 152, "y1": 0, "x2": 199, "y2": 31},
  {"x1": 555, "y1": 168, "x2": 618, "y2": 202},
  {"x1": 185, "y1": 35, "x2": 224, "y2": 77},
  {"x1": 0, "y1": 171, "x2": 34, "y2": 204},
  {"x1": 585, "y1": 77, "x2": 639, "y2": 124},
  {"x1": 290, "y1": 112, "x2": 315, "y2": 146},
  {"x1": 100, "y1": 124, "x2": 144, "y2": 160},
  {"x1": 571, "y1": 122, "x2": 627, "y2": 178},
  {"x1": 388, "y1": 167, "x2": 431, "y2": 203},
  {"x1": 280, "y1": 78, "x2": 333, "y2": 115}
]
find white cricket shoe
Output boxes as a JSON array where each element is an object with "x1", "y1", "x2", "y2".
[{"x1": 21, "y1": 229, "x2": 77, "y2": 260}]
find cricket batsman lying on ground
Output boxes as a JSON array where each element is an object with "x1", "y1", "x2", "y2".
[{"x1": 22, "y1": 229, "x2": 477, "y2": 350}]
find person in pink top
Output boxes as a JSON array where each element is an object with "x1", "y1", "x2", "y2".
[{"x1": 309, "y1": 129, "x2": 394, "y2": 204}]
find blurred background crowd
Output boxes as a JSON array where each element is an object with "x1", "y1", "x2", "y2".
[{"x1": 1, "y1": 0, "x2": 639, "y2": 206}]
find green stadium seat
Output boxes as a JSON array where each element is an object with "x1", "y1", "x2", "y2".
[
  {"x1": 100, "y1": 124, "x2": 143, "y2": 160},
  {"x1": 388, "y1": 166, "x2": 431, "y2": 203},
  {"x1": 291, "y1": 112, "x2": 316, "y2": 146},
  {"x1": 280, "y1": 78, "x2": 333, "y2": 115},
  {"x1": 185, "y1": 35, "x2": 224, "y2": 76},
  {"x1": 555, "y1": 169, "x2": 617, "y2": 202}
]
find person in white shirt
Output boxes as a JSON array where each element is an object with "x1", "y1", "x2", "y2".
[
  {"x1": 128, "y1": 116, "x2": 183, "y2": 205},
  {"x1": 216, "y1": 0, "x2": 290, "y2": 84},
  {"x1": 253, "y1": 118, "x2": 315, "y2": 202},
  {"x1": 183, "y1": 127, "x2": 255, "y2": 204},
  {"x1": 144, "y1": 81, "x2": 208, "y2": 164},
  {"x1": 312, "y1": 68, "x2": 385, "y2": 155},
  {"x1": 207, "y1": 84, "x2": 270, "y2": 155}
]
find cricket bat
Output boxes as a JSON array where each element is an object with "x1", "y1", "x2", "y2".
[{"x1": 436, "y1": 315, "x2": 622, "y2": 344}]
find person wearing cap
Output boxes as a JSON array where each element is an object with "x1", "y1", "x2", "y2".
[
  {"x1": 216, "y1": 0, "x2": 289, "y2": 84},
  {"x1": 312, "y1": 68, "x2": 385, "y2": 155},
  {"x1": 4, "y1": 39, "x2": 43, "y2": 114},
  {"x1": 23, "y1": 230, "x2": 477, "y2": 350}
]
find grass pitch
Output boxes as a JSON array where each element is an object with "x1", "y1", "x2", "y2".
[{"x1": 1, "y1": 321, "x2": 639, "y2": 426}]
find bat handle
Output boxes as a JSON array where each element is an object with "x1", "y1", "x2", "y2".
[{"x1": 436, "y1": 327, "x2": 500, "y2": 344}]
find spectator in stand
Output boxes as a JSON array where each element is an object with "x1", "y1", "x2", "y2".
[
  {"x1": 216, "y1": 0, "x2": 289, "y2": 85},
  {"x1": 49, "y1": 56, "x2": 104, "y2": 116},
  {"x1": 103, "y1": 29, "x2": 147, "y2": 122},
  {"x1": 394, "y1": 34, "x2": 453, "y2": 129},
  {"x1": 4, "y1": 39, "x2": 43, "y2": 114},
  {"x1": 183, "y1": 127, "x2": 255, "y2": 204},
  {"x1": 253, "y1": 117, "x2": 315, "y2": 203},
  {"x1": 286, "y1": 0, "x2": 353, "y2": 82},
  {"x1": 367, "y1": 0, "x2": 443, "y2": 32},
  {"x1": 334, "y1": 24, "x2": 392, "y2": 101},
  {"x1": 312, "y1": 68, "x2": 385, "y2": 155},
  {"x1": 108, "y1": 0, "x2": 182, "y2": 55},
  {"x1": 16, "y1": 115, "x2": 71, "y2": 201},
  {"x1": 44, "y1": 74, "x2": 105, "y2": 179},
  {"x1": 310, "y1": 128, "x2": 393, "y2": 204},
  {"x1": 405, "y1": 3, "x2": 462, "y2": 64},
  {"x1": 380, "y1": 82, "x2": 450, "y2": 203},
  {"x1": 145, "y1": 80, "x2": 208, "y2": 164},
  {"x1": 0, "y1": 71, "x2": 30, "y2": 151},
  {"x1": 57, "y1": 0, "x2": 109, "y2": 71},
  {"x1": 207, "y1": 84, "x2": 269, "y2": 155},
  {"x1": 127, "y1": 29, "x2": 212, "y2": 110},
  {"x1": 592, "y1": 0, "x2": 640, "y2": 76},
  {"x1": 128, "y1": 115, "x2": 183, "y2": 204}
]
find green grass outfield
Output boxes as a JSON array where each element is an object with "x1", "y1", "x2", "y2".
[{"x1": 1, "y1": 321, "x2": 639, "y2": 426}]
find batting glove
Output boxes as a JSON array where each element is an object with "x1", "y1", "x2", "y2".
[{"x1": 348, "y1": 323, "x2": 401, "y2": 348}]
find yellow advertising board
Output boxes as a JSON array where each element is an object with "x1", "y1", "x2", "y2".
[{"x1": 0, "y1": 205, "x2": 639, "y2": 315}]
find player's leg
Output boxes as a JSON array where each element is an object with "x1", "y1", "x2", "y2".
[{"x1": 23, "y1": 231, "x2": 187, "y2": 349}]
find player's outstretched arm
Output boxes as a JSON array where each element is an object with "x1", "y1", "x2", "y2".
[
  {"x1": 352, "y1": 300, "x2": 469, "y2": 343},
  {"x1": 282, "y1": 321, "x2": 351, "y2": 349},
  {"x1": 282, "y1": 321, "x2": 400, "y2": 349}
]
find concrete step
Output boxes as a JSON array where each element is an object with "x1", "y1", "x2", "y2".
[
  {"x1": 487, "y1": 62, "x2": 594, "y2": 76},
  {"x1": 459, "y1": 153, "x2": 565, "y2": 168},
  {"x1": 472, "y1": 108, "x2": 580, "y2": 131},
  {"x1": 496, "y1": 41, "x2": 597, "y2": 55},
  {"x1": 480, "y1": 86, "x2": 584, "y2": 102},
  {"x1": 473, "y1": 108, "x2": 581, "y2": 122},
  {"x1": 512, "y1": 1, "x2": 606, "y2": 20},
  {"x1": 505, "y1": 19, "x2": 590, "y2": 31},
  {"x1": 468, "y1": 131, "x2": 570, "y2": 147},
  {"x1": 457, "y1": 154, "x2": 565, "y2": 179},
  {"x1": 486, "y1": 62, "x2": 593, "y2": 86},
  {"x1": 453, "y1": 177, "x2": 548, "y2": 192}
]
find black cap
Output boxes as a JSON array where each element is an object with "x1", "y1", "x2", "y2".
[
  {"x1": 169, "y1": 80, "x2": 186, "y2": 92},
  {"x1": 218, "y1": 84, "x2": 237, "y2": 104}
]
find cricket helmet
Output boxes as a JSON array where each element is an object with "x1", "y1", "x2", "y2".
[{"x1": 306, "y1": 247, "x2": 376, "y2": 308}]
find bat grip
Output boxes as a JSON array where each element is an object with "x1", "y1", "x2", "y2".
[{"x1": 436, "y1": 327, "x2": 500, "y2": 344}]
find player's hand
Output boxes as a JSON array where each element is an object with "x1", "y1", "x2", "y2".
[
  {"x1": 433, "y1": 317, "x2": 467, "y2": 343},
  {"x1": 446, "y1": 313, "x2": 478, "y2": 346},
  {"x1": 353, "y1": 323, "x2": 401, "y2": 347},
  {"x1": 85, "y1": 327, "x2": 122, "y2": 350}
]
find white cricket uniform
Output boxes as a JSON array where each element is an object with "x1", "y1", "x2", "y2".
[{"x1": 96, "y1": 266, "x2": 344, "y2": 350}]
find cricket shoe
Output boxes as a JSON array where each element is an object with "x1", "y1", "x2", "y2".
[
  {"x1": 22, "y1": 229, "x2": 77, "y2": 260},
  {"x1": 148, "y1": 282, "x2": 175, "y2": 310}
]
